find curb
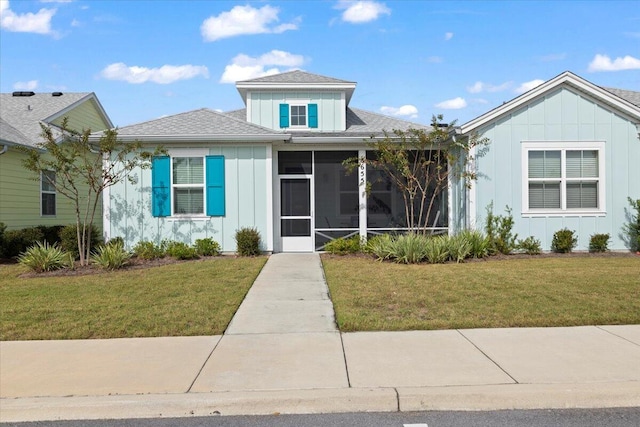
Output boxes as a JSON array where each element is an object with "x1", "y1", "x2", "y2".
[{"x1": 2, "y1": 382, "x2": 639, "y2": 423}]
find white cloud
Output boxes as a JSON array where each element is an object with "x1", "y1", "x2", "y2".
[
  {"x1": 13, "y1": 80, "x2": 38, "y2": 90},
  {"x1": 100, "y1": 63, "x2": 209, "y2": 84},
  {"x1": 588, "y1": 54, "x2": 640, "y2": 72},
  {"x1": 0, "y1": 0, "x2": 56, "y2": 35},
  {"x1": 335, "y1": 1, "x2": 390, "y2": 24},
  {"x1": 70, "y1": 18, "x2": 80, "y2": 27},
  {"x1": 467, "y1": 81, "x2": 512, "y2": 94},
  {"x1": 444, "y1": 32, "x2": 453, "y2": 41},
  {"x1": 435, "y1": 97, "x2": 467, "y2": 110},
  {"x1": 380, "y1": 105, "x2": 418, "y2": 119},
  {"x1": 220, "y1": 50, "x2": 305, "y2": 83},
  {"x1": 515, "y1": 79, "x2": 545, "y2": 94},
  {"x1": 201, "y1": 4, "x2": 299, "y2": 42}
]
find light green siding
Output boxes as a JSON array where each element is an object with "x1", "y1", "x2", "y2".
[
  {"x1": 50, "y1": 99, "x2": 111, "y2": 134},
  {"x1": 107, "y1": 145, "x2": 270, "y2": 252},
  {"x1": 248, "y1": 91, "x2": 344, "y2": 131},
  {"x1": 0, "y1": 147, "x2": 102, "y2": 231},
  {"x1": 471, "y1": 87, "x2": 640, "y2": 251}
]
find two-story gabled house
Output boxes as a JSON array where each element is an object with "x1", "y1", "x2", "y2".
[{"x1": 103, "y1": 70, "x2": 442, "y2": 252}]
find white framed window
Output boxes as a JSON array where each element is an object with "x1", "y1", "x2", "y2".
[
  {"x1": 41, "y1": 170, "x2": 56, "y2": 216},
  {"x1": 290, "y1": 105, "x2": 307, "y2": 127},
  {"x1": 172, "y1": 156, "x2": 204, "y2": 215},
  {"x1": 521, "y1": 141, "x2": 605, "y2": 216}
]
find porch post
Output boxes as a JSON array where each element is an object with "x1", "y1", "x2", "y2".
[{"x1": 358, "y1": 149, "x2": 367, "y2": 241}]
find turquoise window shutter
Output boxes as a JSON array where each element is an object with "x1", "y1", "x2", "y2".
[
  {"x1": 308, "y1": 103, "x2": 318, "y2": 128},
  {"x1": 279, "y1": 103, "x2": 289, "y2": 128},
  {"x1": 151, "y1": 156, "x2": 170, "y2": 217},
  {"x1": 206, "y1": 155, "x2": 225, "y2": 216}
]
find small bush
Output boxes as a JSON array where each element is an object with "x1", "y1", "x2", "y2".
[
  {"x1": 424, "y1": 235, "x2": 450, "y2": 264},
  {"x1": 365, "y1": 234, "x2": 395, "y2": 261},
  {"x1": 92, "y1": 243, "x2": 131, "y2": 270},
  {"x1": 194, "y1": 238, "x2": 221, "y2": 256},
  {"x1": 18, "y1": 241, "x2": 71, "y2": 273},
  {"x1": 235, "y1": 227, "x2": 261, "y2": 256},
  {"x1": 324, "y1": 236, "x2": 362, "y2": 255},
  {"x1": 165, "y1": 241, "x2": 199, "y2": 260},
  {"x1": 133, "y1": 240, "x2": 165, "y2": 260},
  {"x1": 551, "y1": 228, "x2": 577, "y2": 253},
  {"x1": 59, "y1": 224, "x2": 102, "y2": 259},
  {"x1": 2, "y1": 227, "x2": 46, "y2": 258},
  {"x1": 516, "y1": 236, "x2": 542, "y2": 255},
  {"x1": 622, "y1": 197, "x2": 640, "y2": 252},
  {"x1": 485, "y1": 203, "x2": 518, "y2": 255},
  {"x1": 589, "y1": 233, "x2": 610, "y2": 253},
  {"x1": 106, "y1": 236, "x2": 125, "y2": 248},
  {"x1": 0, "y1": 222, "x2": 6, "y2": 258},
  {"x1": 36, "y1": 225, "x2": 64, "y2": 246}
]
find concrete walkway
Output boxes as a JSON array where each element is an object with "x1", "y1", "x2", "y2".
[{"x1": 1, "y1": 253, "x2": 640, "y2": 422}]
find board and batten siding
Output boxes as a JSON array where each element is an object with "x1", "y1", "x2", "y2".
[
  {"x1": 0, "y1": 148, "x2": 102, "y2": 231},
  {"x1": 472, "y1": 87, "x2": 640, "y2": 251},
  {"x1": 248, "y1": 91, "x2": 345, "y2": 131},
  {"x1": 106, "y1": 145, "x2": 270, "y2": 252}
]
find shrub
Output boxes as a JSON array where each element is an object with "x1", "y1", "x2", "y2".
[
  {"x1": 458, "y1": 229, "x2": 490, "y2": 259},
  {"x1": 485, "y1": 203, "x2": 518, "y2": 255},
  {"x1": 448, "y1": 233, "x2": 472, "y2": 263},
  {"x1": 0, "y1": 222, "x2": 5, "y2": 258},
  {"x1": 195, "y1": 238, "x2": 221, "y2": 256},
  {"x1": 235, "y1": 227, "x2": 262, "y2": 256},
  {"x1": 2, "y1": 227, "x2": 46, "y2": 258},
  {"x1": 364, "y1": 234, "x2": 395, "y2": 261},
  {"x1": 622, "y1": 198, "x2": 640, "y2": 252},
  {"x1": 165, "y1": 241, "x2": 199, "y2": 260},
  {"x1": 92, "y1": 243, "x2": 131, "y2": 270},
  {"x1": 589, "y1": 233, "x2": 610, "y2": 253},
  {"x1": 59, "y1": 224, "x2": 102, "y2": 259},
  {"x1": 516, "y1": 236, "x2": 542, "y2": 255},
  {"x1": 424, "y1": 235, "x2": 450, "y2": 264},
  {"x1": 324, "y1": 235, "x2": 362, "y2": 255},
  {"x1": 390, "y1": 233, "x2": 429, "y2": 264},
  {"x1": 133, "y1": 240, "x2": 165, "y2": 260},
  {"x1": 551, "y1": 228, "x2": 577, "y2": 253},
  {"x1": 18, "y1": 241, "x2": 71, "y2": 273},
  {"x1": 36, "y1": 225, "x2": 64, "y2": 246},
  {"x1": 106, "y1": 236, "x2": 125, "y2": 248}
]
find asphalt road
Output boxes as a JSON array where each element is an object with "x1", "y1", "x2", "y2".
[{"x1": 4, "y1": 408, "x2": 640, "y2": 427}]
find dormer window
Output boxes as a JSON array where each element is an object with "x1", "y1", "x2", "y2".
[
  {"x1": 291, "y1": 105, "x2": 307, "y2": 127},
  {"x1": 279, "y1": 103, "x2": 318, "y2": 129}
]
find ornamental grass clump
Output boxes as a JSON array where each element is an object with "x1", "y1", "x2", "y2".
[
  {"x1": 18, "y1": 241, "x2": 72, "y2": 273},
  {"x1": 364, "y1": 234, "x2": 395, "y2": 261},
  {"x1": 458, "y1": 229, "x2": 490, "y2": 259},
  {"x1": 447, "y1": 233, "x2": 472, "y2": 263},
  {"x1": 391, "y1": 233, "x2": 430, "y2": 264},
  {"x1": 92, "y1": 242, "x2": 132, "y2": 270},
  {"x1": 424, "y1": 235, "x2": 450, "y2": 264}
]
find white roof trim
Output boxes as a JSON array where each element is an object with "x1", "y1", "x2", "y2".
[
  {"x1": 95, "y1": 134, "x2": 292, "y2": 143},
  {"x1": 460, "y1": 71, "x2": 640, "y2": 134}
]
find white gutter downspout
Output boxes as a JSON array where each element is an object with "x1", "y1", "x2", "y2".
[{"x1": 0, "y1": 145, "x2": 8, "y2": 155}]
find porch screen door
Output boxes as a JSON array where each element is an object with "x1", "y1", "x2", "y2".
[{"x1": 280, "y1": 178, "x2": 312, "y2": 251}]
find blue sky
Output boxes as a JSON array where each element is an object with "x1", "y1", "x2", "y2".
[{"x1": 1, "y1": 0, "x2": 639, "y2": 128}]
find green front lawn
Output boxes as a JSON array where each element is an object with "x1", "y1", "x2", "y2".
[
  {"x1": 322, "y1": 254, "x2": 640, "y2": 331},
  {"x1": 0, "y1": 257, "x2": 267, "y2": 340}
]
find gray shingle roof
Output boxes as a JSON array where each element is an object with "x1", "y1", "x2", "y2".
[
  {"x1": 115, "y1": 108, "x2": 284, "y2": 138},
  {"x1": 237, "y1": 70, "x2": 354, "y2": 85},
  {"x1": 0, "y1": 92, "x2": 92, "y2": 147},
  {"x1": 224, "y1": 107, "x2": 429, "y2": 138},
  {"x1": 603, "y1": 87, "x2": 640, "y2": 107},
  {"x1": 0, "y1": 117, "x2": 31, "y2": 146}
]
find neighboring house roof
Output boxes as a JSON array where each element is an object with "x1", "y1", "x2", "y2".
[
  {"x1": 460, "y1": 71, "x2": 640, "y2": 134},
  {"x1": 602, "y1": 87, "x2": 640, "y2": 108},
  {"x1": 235, "y1": 70, "x2": 357, "y2": 105},
  {"x1": 0, "y1": 117, "x2": 31, "y2": 147},
  {"x1": 0, "y1": 92, "x2": 113, "y2": 148},
  {"x1": 113, "y1": 108, "x2": 289, "y2": 142}
]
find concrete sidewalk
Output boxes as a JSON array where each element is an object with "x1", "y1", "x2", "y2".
[{"x1": 1, "y1": 254, "x2": 640, "y2": 422}]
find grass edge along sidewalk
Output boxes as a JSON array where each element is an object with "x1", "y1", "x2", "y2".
[
  {"x1": 0, "y1": 256, "x2": 267, "y2": 341},
  {"x1": 322, "y1": 254, "x2": 640, "y2": 332}
]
